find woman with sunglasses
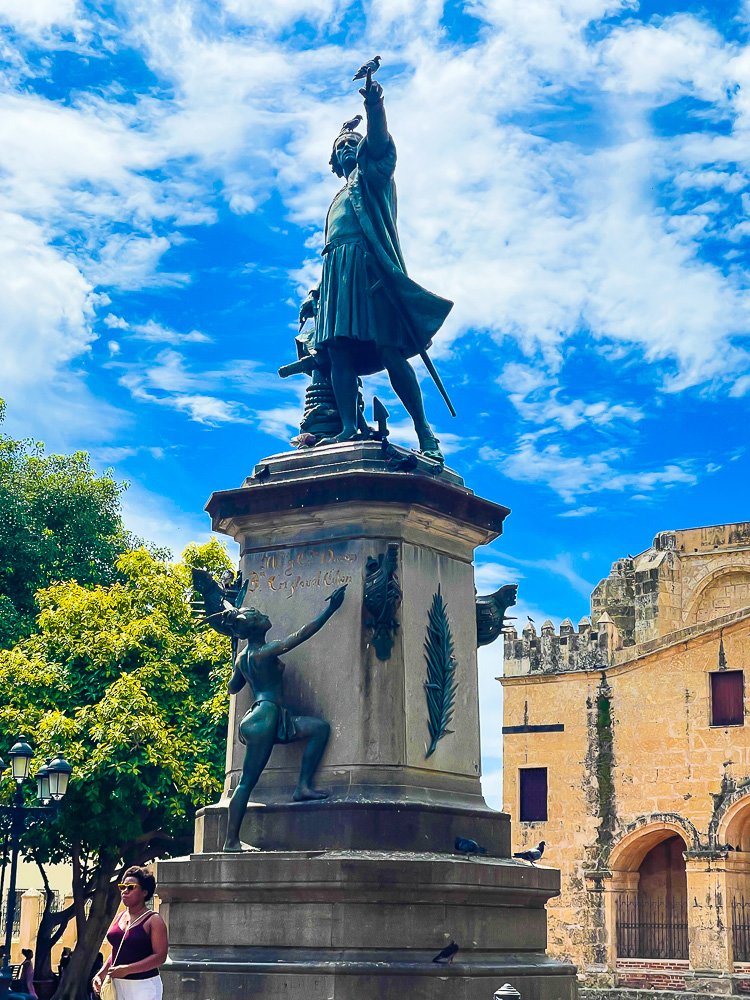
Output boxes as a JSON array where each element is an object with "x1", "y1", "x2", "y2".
[{"x1": 93, "y1": 867, "x2": 168, "y2": 1000}]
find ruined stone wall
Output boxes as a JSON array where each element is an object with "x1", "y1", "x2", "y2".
[
  {"x1": 590, "y1": 522, "x2": 750, "y2": 646},
  {"x1": 504, "y1": 617, "x2": 617, "y2": 676},
  {"x1": 502, "y1": 614, "x2": 750, "y2": 976}
]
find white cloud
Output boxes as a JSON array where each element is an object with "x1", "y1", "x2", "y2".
[
  {"x1": 0, "y1": 0, "x2": 79, "y2": 36},
  {"x1": 481, "y1": 756, "x2": 503, "y2": 810},
  {"x1": 559, "y1": 505, "x2": 598, "y2": 518},
  {"x1": 508, "y1": 551, "x2": 594, "y2": 600},
  {"x1": 602, "y1": 15, "x2": 732, "y2": 102},
  {"x1": 222, "y1": 0, "x2": 352, "y2": 31},
  {"x1": 474, "y1": 560, "x2": 522, "y2": 592},
  {"x1": 131, "y1": 320, "x2": 211, "y2": 345},
  {"x1": 0, "y1": 211, "x2": 95, "y2": 389},
  {"x1": 478, "y1": 643, "x2": 504, "y2": 760},
  {"x1": 120, "y1": 482, "x2": 219, "y2": 558},
  {"x1": 498, "y1": 362, "x2": 644, "y2": 430},
  {"x1": 482, "y1": 436, "x2": 697, "y2": 503}
]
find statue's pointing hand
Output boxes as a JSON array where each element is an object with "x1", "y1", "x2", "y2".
[
  {"x1": 326, "y1": 584, "x2": 347, "y2": 613},
  {"x1": 359, "y1": 67, "x2": 383, "y2": 104}
]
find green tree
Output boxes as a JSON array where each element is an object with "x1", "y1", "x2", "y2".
[
  {"x1": 0, "y1": 400, "x2": 131, "y2": 648},
  {"x1": 0, "y1": 541, "x2": 233, "y2": 1000}
]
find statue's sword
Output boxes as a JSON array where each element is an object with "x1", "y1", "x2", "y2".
[{"x1": 368, "y1": 276, "x2": 456, "y2": 418}]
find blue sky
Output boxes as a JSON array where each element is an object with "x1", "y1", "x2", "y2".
[{"x1": 2, "y1": 0, "x2": 749, "y2": 806}]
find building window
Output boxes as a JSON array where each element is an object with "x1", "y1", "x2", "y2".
[
  {"x1": 519, "y1": 767, "x2": 547, "y2": 822},
  {"x1": 711, "y1": 670, "x2": 744, "y2": 727}
]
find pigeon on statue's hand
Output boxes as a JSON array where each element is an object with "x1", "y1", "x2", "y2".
[
  {"x1": 513, "y1": 841, "x2": 545, "y2": 865},
  {"x1": 353, "y1": 55, "x2": 381, "y2": 81}
]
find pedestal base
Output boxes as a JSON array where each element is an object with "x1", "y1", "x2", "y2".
[
  {"x1": 194, "y1": 796, "x2": 511, "y2": 856},
  {"x1": 157, "y1": 850, "x2": 576, "y2": 1000}
]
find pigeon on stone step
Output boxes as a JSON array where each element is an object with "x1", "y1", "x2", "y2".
[
  {"x1": 455, "y1": 837, "x2": 487, "y2": 856},
  {"x1": 513, "y1": 840, "x2": 545, "y2": 865},
  {"x1": 432, "y1": 940, "x2": 459, "y2": 964}
]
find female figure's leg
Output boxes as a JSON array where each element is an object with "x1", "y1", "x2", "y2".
[
  {"x1": 224, "y1": 703, "x2": 279, "y2": 851},
  {"x1": 290, "y1": 716, "x2": 331, "y2": 801}
]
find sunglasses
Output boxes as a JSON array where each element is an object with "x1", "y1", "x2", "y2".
[{"x1": 117, "y1": 883, "x2": 138, "y2": 892}]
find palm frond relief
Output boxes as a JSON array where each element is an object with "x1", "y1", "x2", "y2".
[{"x1": 423, "y1": 585, "x2": 458, "y2": 758}]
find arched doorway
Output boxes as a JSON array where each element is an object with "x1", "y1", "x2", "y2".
[
  {"x1": 611, "y1": 826, "x2": 689, "y2": 960},
  {"x1": 717, "y1": 794, "x2": 750, "y2": 963},
  {"x1": 635, "y1": 836, "x2": 688, "y2": 958}
]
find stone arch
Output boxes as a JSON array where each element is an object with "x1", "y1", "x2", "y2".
[
  {"x1": 714, "y1": 785, "x2": 750, "y2": 850},
  {"x1": 608, "y1": 814, "x2": 700, "y2": 871},
  {"x1": 685, "y1": 567, "x2": 750, "y2": 626},
  {"x1": 610, "y1": 817, "x2": 693, "y2": 962}
]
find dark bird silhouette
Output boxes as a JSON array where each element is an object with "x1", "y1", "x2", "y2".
[
  {"x1": 513, "y1": 841, "x2": 545, "y2": 866},
  {"x1": 353, "y1": 55, "x2": 381, "y2": 81},
  {"x1": 341, "y1": 114, "x2": 363, "y2": 132},
  {"x1": 381, "y1": 440, "x2": 419, "y2": 472},
  {"x1": 455, "y1": 837, "x2": 487, "y2": 856},
  {"x1": 253, "y1": 463, "x2": 270, "y2": 482},
  {"x1": 432, "y1": 940, "x2": 459, "y2": 964},
  {"x1": 475, "y1": 583, "x2": 518, "y2": 647},
  {"x1": 527, "y1": 615, "x2": 535, "y2": 624}
]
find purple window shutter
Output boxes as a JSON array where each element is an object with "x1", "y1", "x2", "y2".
[{"x1": 711, "y1": 671, "x2": 744, "y2": 726}]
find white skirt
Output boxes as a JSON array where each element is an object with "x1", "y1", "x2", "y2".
[{"x1": 114, "y1": 977, "x2": 163, "y2": 1000}]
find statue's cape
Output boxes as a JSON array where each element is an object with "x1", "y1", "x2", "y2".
[{"x1": 347, "y1": 136, "x2": 453, "y2": 356}]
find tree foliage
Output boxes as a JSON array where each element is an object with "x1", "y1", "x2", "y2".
[
  {"x1": 0, "y1": 541, "x2": 233, "y2": 1000},
  {"x1": 0, "y1": 400, "x2": 132, "y2": 648}
]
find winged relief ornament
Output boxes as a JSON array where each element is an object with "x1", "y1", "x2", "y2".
[{"x1": 363, "y1": 543, "x2": 402, "y2": 661}]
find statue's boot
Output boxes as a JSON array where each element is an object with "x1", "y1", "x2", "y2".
[{"x1": 417, "y1": 429, "x2": 444, "y2": 465}]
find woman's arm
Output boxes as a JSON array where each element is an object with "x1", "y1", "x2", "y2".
[{"x1": 109, "y1": 915, "x2": 168, "y2": 978}]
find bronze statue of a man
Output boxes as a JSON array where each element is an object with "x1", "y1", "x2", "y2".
[{"x1": 299, "y1": 70, "x2": 453, "y2": 463}]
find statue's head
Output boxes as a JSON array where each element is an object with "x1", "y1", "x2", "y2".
[
  {"x1": 329, "y1": 130, "x2": 363, "y2": 178},
  {"x1": 212, "y1": 605, "x2": 272, "y2": 639}
]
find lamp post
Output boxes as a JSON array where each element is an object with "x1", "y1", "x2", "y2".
[{"x1": 0, "y1": 738, "x2": 72, "y2": 1000}]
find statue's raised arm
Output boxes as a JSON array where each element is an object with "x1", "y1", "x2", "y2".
[{"x1": 359, "y1": 68, "x2": 389, "y2": 160}]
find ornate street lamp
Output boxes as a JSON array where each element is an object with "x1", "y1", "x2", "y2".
[
  {"x1": 0, "y1": 739, "x2": 72, "y2": 1000},
  {"x1": 7, "y1": 740, "x2": 32, "y2": 783},
  {"x1": 46, "y1": 753, "x2": 72, "y2": 801}
]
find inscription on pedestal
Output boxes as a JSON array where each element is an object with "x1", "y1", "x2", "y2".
[{"x1": 243, "y1": 545, "x2": 357, "y2": 600}]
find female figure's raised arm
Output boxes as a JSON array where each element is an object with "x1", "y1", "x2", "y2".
[{"x1": 269, "y1": 586, "x2": 347, "y2": 656}]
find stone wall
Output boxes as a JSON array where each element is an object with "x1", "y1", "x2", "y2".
[{"x1": 502, "y1": 606, "x2": 750, "y2": 983}]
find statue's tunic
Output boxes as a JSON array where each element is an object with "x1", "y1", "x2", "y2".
[{"x1": 312, "y1": 135, "x2": 453, "y2": 376}]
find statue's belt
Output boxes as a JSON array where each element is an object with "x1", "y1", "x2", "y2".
[
  {"x1": 321, "y1": 236, "x2": 385, "y2": 297},
  {"x1": 321, "y1": 235, "x2": 367, "y2": 255}
]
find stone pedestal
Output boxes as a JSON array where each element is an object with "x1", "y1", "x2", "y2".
[{"x1": 157, "y1": 443, "x2": 577, "y2": 999}]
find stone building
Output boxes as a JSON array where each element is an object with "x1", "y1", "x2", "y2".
[{"x1": 501, "y1": 521, "x2": 750, "y2": 993}]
